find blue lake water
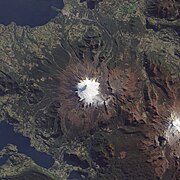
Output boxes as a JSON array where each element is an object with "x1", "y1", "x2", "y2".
[
  {"x1": 0, "y1": 0, "x2": 64, "y2": 27},
  {"x1": 0, "y1": 155, "x2": 9, "y2": 166},
  {"x1": 0, "y1": 121, "x2": 54, "y2": 168},
  {"x1": 67, "y1": 170, "x2": 88, "y2": 180}
]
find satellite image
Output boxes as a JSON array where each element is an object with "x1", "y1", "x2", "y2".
[{"x1": 0, "y1": 0, "x2": 179, "y2": 179}]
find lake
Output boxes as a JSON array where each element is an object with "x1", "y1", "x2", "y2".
[
  {"x1": 0, "y1": 121, "x2": 54, "y2": 168},
  {"x1": 0, "y1": 0, "x2": 64, "y2": 27}
]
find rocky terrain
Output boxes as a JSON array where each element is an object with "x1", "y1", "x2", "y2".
[{"x1": 0, "y1": 0, "x2": 179, "y2": 179}]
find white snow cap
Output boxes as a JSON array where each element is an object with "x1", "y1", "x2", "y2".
[
  {"x1": 76, "y1": 77, "x2": 105, "y2": 106},
  {"x1": 168, "y1": 111, "x2": 180, "y2": 132},
  {"x1": 172, "y1": 114, "x2": 180, "y2": 132},
  {"x1": 165, "y1": 111, "x2": 180, "y2": 153}
]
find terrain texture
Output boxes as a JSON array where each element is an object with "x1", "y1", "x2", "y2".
[{"x1": 0, "y1": 0, "x2": 179, "y2": 179}]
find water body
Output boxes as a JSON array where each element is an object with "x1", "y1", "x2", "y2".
[
  {"x1": 0, "y1": 0, "x2": 64, "y2": 27},
  {"x1": 0, "y1": 121, "x2": 54, "y2": 168},
  {"x1": 0, "y1": 155, "x2": 9, "y2": 166},
  {"x1": 63, "y1": 153, "x2": 89, "y2": 169},
  {"x1": 67, "y1": 170, "x2": 88, "y2": 180}
]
